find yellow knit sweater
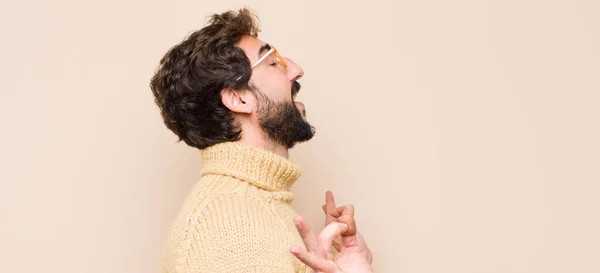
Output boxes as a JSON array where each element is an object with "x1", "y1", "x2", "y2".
[{"x1": 162, "y1": 142, "x2": 311, "y2": 273}]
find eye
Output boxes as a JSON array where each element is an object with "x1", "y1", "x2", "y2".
[{"x1": 269, "y1": 55, "x2": 281, "y2": 66}]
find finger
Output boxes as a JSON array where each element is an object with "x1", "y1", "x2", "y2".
[
  {"x1": 322, "y1": 204, "x2": 344, "y2": 217},
  {"x1": 325, "y1": 191, "x2": 343, "y2": 228},
  {"x1": 322, "y1": 203, "x2": 345, "y2": 253},
  {"x1": 321, "y1": 205, "x2": 343, "y2": 252},
  {"x1": 293, "y1": 216, "x2": 325, "y2": 256},
  {"x1": 289, "y1": 245, "x2": 335, "y2": 272},
  {"x1": 325, "y1": 191, "x2": 338, "y2": 218},
  {"x1": 318, "y1": 222, "x2": 350, "y2": 253},
  {"x1": 322, "y1": 205, "x2": 340, "y2": 227},
  {"x1": 339, "y1": 205, "x2": 361, "y2": 249},
  {"x1": 339, "y1": 205, "x2": 357, "y2": 236}
]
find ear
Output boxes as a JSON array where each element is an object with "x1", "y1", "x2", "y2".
[{"x1": 220, "y1": 88, "x2": 253, "y2": 114}]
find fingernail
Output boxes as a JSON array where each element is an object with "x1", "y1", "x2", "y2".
[
  {"x1": 342, "y1": 223, "x2": 349, "y2": 232},
  {"x1": 294, "y1": 221, "x2": 302, "y2": 230},
  {"x1": 290, "y1": 246, "x2": 299, "y2": 254}
]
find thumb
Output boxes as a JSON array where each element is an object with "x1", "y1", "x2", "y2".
[
  {"x1": 339, "y1": 205, "x2": 356, "y2": 236},
  {"x1": 340, "y1": 205, "x2": 360, "y2": 248}
]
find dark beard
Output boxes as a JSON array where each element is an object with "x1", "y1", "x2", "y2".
[{"x1": 255, "y1": 89, "x2": 315, "y2": 149}]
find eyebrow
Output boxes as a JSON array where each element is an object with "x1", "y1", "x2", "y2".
[{"x1": 257, "y1": 44, "x2": 272, "y2": 58}]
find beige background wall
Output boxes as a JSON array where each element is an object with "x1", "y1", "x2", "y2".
[{"x1": 1, "y1": 0, "x2": 598, "y2": 272}]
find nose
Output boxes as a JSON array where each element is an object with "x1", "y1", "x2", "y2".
[{"x1": 284, "y1": 57, "x2": 304, "y2": 82}]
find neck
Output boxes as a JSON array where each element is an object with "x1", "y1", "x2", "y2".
[
  {"x1": 238, "y1": 127, "x2": 289, "y2": 159},
  {"x1": 260, "y1": 141, "x2": 289, "y2": 158}
]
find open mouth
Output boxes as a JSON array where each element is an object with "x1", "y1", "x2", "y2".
[
  {"x1": 291, "y1": 81, "x2": 301, "y2": 100},
  {"x1": 291, "y1": 81, "x2": 305, "y2": 116}
]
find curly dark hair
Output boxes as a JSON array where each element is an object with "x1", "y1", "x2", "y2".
[{"x1": 150, "y1": 8, "x2": 260, "y2": 149}]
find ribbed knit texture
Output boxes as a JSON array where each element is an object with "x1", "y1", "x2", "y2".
[{"x1": 162, "y1": 142, "x2": 311, "y2": 273}]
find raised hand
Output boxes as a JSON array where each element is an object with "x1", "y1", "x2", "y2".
[{"x1": 290, "y1": 192, "x2": 373, "y2": 273}]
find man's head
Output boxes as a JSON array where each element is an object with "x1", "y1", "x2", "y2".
[{"x1": 150, "y1": 8, "x2": 315, "y2": 150}]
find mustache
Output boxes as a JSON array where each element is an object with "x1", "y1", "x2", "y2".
[{"x1": 291, "y1": 81, "x2": 301, "y2": 97}]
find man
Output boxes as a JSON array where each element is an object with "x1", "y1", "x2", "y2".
[{"x1": 150, "y1": 8, "x2": 372, "y2": 272}]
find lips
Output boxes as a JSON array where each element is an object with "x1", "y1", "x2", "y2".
[{"x1": 295, "y1": 101, "x2": 306, "y2": 117}]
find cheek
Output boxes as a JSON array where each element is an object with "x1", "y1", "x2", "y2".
[
  {"x1": 251, "y1": 68, "x2": 291, "y2": 99},
  {"x1": 276, "y1": 81, "x2": 292, "y2": 99},
  {"x1": 258, "y1": 79, "x2": 291, "y2": 101}
]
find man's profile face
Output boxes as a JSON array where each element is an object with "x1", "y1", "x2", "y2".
[{"x1": 236, "y1": 35, "x2": 315, "y2": 148}]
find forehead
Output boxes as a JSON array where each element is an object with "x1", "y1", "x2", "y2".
[{"x1": 236, "y1": 35, "x2": 267, "y2": 63}]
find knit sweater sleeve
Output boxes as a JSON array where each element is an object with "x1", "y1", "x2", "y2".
[{"x1": 182, "y1": 193, "x2": 298, "y2": 273}]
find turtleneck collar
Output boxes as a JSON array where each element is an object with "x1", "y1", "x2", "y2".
[{"x1": 199, "y1": 142, "x2": 301, "y2": 192}]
